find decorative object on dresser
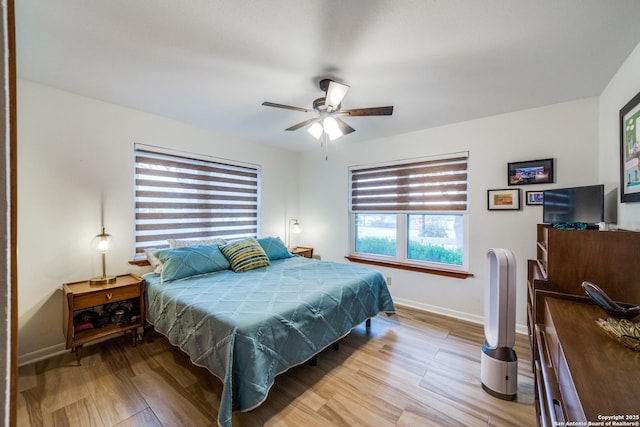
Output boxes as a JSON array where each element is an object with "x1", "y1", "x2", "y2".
[
  {"x1": 89, "y1": 226, "x2": 116, "y2": 284},
  {"x1": 581, "y1": 281, "x2": 640, "y2": 320},
  {"x1": 63, "y1": 273, "x2": 145, "y2": 366},
  {"x1": 595, "y1": 317, "x2": 640, "y2": 351}
]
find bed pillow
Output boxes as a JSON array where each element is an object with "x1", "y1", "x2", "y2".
[
  {"x1": 257, "y1": 236, "x2": 292, "y2": 260},
  {"x1": 219, "y1": 237, "x2": 270, "y2": 273},
  {"x1": 168, "y1": 237, "x2": 226, "y2": 248},
  {"x1": 154, "y1": 244, "x2": 230, "y2": 283},
  {"x1": 144, "y1": 248, "x2": 164, "y2": 274}
]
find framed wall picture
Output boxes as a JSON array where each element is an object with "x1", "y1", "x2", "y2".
[
  {"x1": 526, "y1": 190, "x2": 544, "y2": 205},
  {"x1": 620, "y1": 89, "x2": 640, "y2": 203},
  {"x1": 507, "y1": 158, "x2": 554, "y2": 185},
  {"x1": 488, "y1": 188, "x2": 521, "y2": 210}
]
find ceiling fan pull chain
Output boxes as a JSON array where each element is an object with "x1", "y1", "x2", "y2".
[{"x1": 320, "y1": 133, "x2": 329, "y2": 160}]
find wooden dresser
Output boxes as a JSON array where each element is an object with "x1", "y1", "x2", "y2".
[
  {"x1": 527, "y1": 224, "x2": 640, "y2": 426},
  {"x1": 535, "y1": 297, "x2": 640, "y2": 424}
]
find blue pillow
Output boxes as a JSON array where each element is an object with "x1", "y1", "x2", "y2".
[
  {"x1": 257, "y1": 236, "x2": 292, "y2": 260},
  {"x1": 154, "y1": 244, "x2": 230, "y2": 282}
]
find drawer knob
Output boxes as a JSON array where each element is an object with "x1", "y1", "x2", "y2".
[{"x1": 106, "y1": 292, "x2": 113, "y2": 301}]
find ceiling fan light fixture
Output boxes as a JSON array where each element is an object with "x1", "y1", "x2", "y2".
[
  {"x1": 308, "y1": 122, "x2": 323, "y2": 139},
  {"x1": 323, "y1": 116, "x2": 343, "y2": 140},
  {"x1": 262, "y1": 78, "x2": 393, "y2": 146},
  {"x1": 325, "y1": 81, "x2": 350, "y2": 111}
]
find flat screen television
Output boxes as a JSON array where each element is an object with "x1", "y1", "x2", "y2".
[{"x1": 542, "y1": 184, "x2": 604, "y2": 226}]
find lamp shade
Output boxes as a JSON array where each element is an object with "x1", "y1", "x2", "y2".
[
  {"x1": 92, "y1": 227, "x2": 112, "y2": 252},
  {"x1": 90, "y1": 227, "x2": 116, "y2": 284},
  {"x1": 308, "y1": 122, "x2": 323, "y2": 139},
  {"x1": 307, "y1": 118, "x2": 343, "y2": 141},
  {"x1": 325, "y1": 81, "x2": 349, "y2": 111},
  {"x1": 287, "y1": 219, "x2": 302, "y2": 248},
  {"x1": 323, "y1": 116, "x2": 342, "y2": 140}
]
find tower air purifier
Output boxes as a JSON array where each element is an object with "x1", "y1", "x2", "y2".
[{"x1": 481, "y1": 248, "x2": 518, "y2": 400}]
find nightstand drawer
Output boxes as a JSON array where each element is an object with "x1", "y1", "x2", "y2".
[{"x1": 72, "y1": 285, "x2": 140, "y2": 310}]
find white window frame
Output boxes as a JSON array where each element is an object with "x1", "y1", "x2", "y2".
[
  {"x1": 349, "y1": 212, "x2": 469, "y2": 272},
  {"x1": 348, "y1": 152, "x2": 470, "y2": 273}
]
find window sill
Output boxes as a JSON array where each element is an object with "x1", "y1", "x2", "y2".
[
  {"x1": 344, "y1": 255, "x2": 474, "y2": 279},
  {"x1": 129, "y1": 258, "x2": 150, "y2": 267}
]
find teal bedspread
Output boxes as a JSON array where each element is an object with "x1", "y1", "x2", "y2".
[{"x1": 144, "y1": 256, "x2": 395, "y2": 427}]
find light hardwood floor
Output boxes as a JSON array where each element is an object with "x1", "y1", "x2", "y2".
[{"x1": 17, "y1": 306, "x2": 536, "y2": 426}]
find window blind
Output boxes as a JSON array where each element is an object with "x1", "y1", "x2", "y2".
[
  {"x1": 350, "y1": 154, "x2": 468, "y2": 212},
  {"x1": 134, "y1": 148, "x2": 260, "y2": 255}
]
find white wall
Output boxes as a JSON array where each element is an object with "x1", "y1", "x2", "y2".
[
  {"x1": 599, "y1": 41, "x2": 640, "y2": 231},
  {"x1": 297, "y1": 98, "x2": 599, "y2": 330},
  {"x1": 17, "y1": 80, "x2": 299, "y2": 363},
  {"x1": 18, "y1": 34, "x2": 640, "y2": 361}
]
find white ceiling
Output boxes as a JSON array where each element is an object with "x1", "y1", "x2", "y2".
[{"x1": 15, "y1": 0, "x2": 640, "y2": 152}]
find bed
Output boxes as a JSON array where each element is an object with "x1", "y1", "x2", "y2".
[{"x1": 143, "y1": 240, "x2": 395, "y2": 427}]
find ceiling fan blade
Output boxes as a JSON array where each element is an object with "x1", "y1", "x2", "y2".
[
  {"x1": 335, "y1": 117, "x2": 356, "y2": 135},
  {"x1": 262, "y1": 101, "x2": 312, "y2": 113},
  {"x1": 339, "y1": 106, "x2": 394, "y2": 116},
  {"x1": 325, "y1": 81, "x2": 349, "y2": 111},
  {"x1": 285, "y1": 117, "x2": 320, "y2": 131}
]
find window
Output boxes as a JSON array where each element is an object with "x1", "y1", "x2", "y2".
[
  {"x1": 349, "y1": 153, "x2": 469, "y2": 272},
  {"x1": 134, "y1": 145, "x2": 260, "y2": 257}
]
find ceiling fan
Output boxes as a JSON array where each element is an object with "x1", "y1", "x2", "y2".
[{"x1": 262, "y1": 78, "x2": 393, "y2": 141}]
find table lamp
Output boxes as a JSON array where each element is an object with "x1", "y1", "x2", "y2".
[{"x1": 90, "y1": 227, "x2": 116, "y2": 284}]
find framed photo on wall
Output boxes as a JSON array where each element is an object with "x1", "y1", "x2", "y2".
[
  {"x1": 488, "y1": 188, "x2": 521, "y2": 210},
  {"x1": 620, "y1": 89, "x2": 640, "y2": 203},
  {"x1": 507, "y1": 158, "x2": 554, "y2": 185},
  {"x1": 526, "y1": 190, "x2": 544, "y2": 205}
]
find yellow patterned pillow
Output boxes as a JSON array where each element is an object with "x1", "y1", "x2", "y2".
[{"x1": 219, "y1": 237, "x2": 271, "y2": 273}]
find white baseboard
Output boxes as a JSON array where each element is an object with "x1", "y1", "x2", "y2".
[
  {"x1": 18, "y1": 331, "x2": 137, "y2": 367},
  {"x1": 18, "y1": 343, "x2": 67, "y2": 367},
  {"x1": 392, "y1": 297, "x2": 529, "y2": 336}
]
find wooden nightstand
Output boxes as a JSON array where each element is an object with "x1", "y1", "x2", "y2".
[
  {"x1": 291, "y1": 246, "x2": 313, "y2": 258},
  {"x1": 63, "y1": 273, "x2": 145, "y2": 365}
]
